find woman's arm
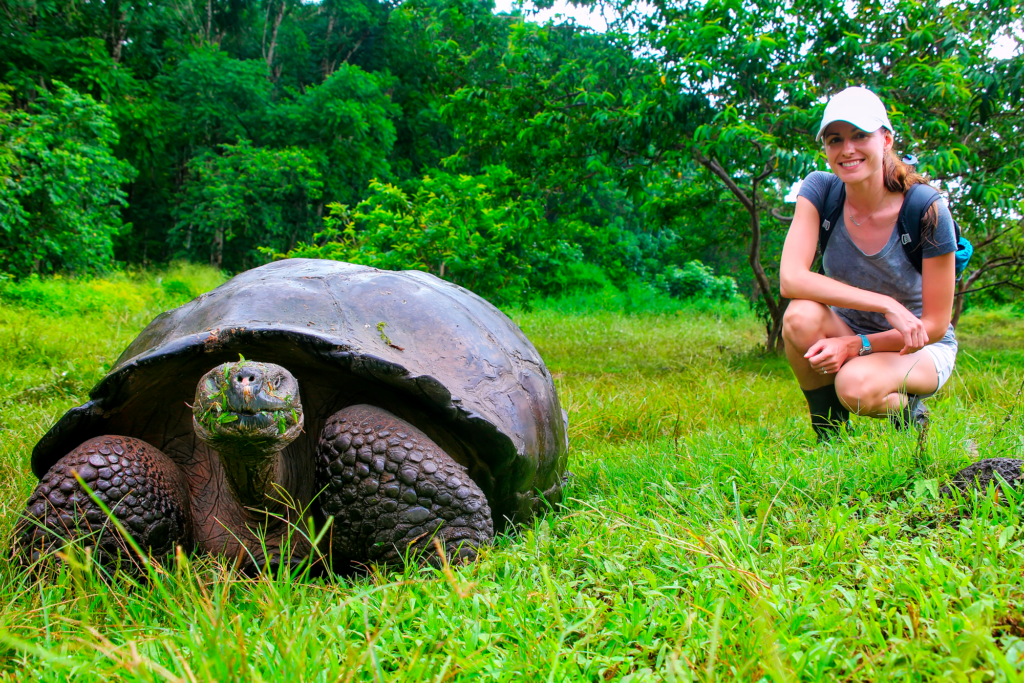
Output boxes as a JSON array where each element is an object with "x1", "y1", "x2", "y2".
[
  {"x1": 780, "y1": 198, "x2": 896, "y2": 311},
  {"x1": 920, "y1": 252, "x2": 955, "y2": 342},
  {"x1": 804, "y1": 253, "x2": 955, "y2": 372},
  {"x1": 780, "y1": 196, "x2": 928, "y2": 353}
]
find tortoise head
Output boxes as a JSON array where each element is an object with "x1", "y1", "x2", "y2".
[{"x1": 192, "y1": 360, "x2": 304, "y2": 453}]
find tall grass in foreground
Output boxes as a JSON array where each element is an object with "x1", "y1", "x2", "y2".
[{"x1": 1, "y1": 267, "x2": 1023, "y2": 681}]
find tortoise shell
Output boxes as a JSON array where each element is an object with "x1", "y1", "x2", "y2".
[{"x1": 31, "y1": 259, "x2": 568, "y2": 529}]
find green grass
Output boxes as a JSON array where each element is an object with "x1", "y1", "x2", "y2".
[{"x1": 1, "y1": 267, "x2": 1023, "y2": 681}]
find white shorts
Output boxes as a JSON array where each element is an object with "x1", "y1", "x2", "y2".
[{"x1": 916, "y1": 337, "x2": 958, "y2": 397}]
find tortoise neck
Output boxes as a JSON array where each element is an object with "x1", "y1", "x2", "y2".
[{"x1": 214, "y1": 441, "x2": 289, "y2": 512}]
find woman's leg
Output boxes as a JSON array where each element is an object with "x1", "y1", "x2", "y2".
[
  {"x1": 782, "y1": 299, "x2": 941, "y2": 434},
  {"x1": 782, "y1": 299, "x2": 856, "y2": 389},
  {"x1": 782, "y1": 300, "x2": 858, "y2": 440},
  {"x1": 833, "y1": 351, "x2": 939, "y2": 417}
]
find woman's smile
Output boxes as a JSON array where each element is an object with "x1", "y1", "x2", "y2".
[{"x1": 823, "y1": 121, "x2": 891, "y2": 183}]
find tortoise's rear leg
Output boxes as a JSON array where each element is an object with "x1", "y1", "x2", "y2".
[
  {"x1": 15, "y1": 436, "x2": 192, "y2": 568},
  {"x1": 316, "y1": 405, "x2": 493, "y2": 566}
]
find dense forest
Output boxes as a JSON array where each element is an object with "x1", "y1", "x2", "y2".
[{"x1": 1, "y1": 0, "x2": 1022, "y2": 344}]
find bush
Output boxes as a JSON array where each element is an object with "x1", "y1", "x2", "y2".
[
  {"x1": 654, "y1": 260, "x2": 738, "y2": 301},
  {"x1": 278, "y1": 166, "x2": 544, "y2": 305},
  {"x1": 275, "y1": 165, "x2": 745, "y2": 308},
  {"x1": 0, "y1": 83, "x2": 136, "y2": 278}
]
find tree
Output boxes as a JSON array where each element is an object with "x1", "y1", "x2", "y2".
[
  {"x1": 269, "y1": 64, "x2": 399, "y2": 207},
  {"x1": 611, "y1": 0, "x2": 1024, "y2": 348},
  {"x1": 0, "y1": 82, "x2": 136, "y2": 277},
  {"x1": 402, "y1": 0, "x2": 722, "y2": 290},
  {"x1": 160, "y1": 49, "x2": 273, "y2": 153},
  {"x1": 172, "y1": 140, "x2": 322, "y2": 270}
]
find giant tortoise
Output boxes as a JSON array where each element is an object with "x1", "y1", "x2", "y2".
[{"x1": 16, "y1": 259, "x2": 568, "y2": 569}]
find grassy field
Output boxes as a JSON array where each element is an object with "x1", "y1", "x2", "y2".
[{"x1": 1, "y1": 266, "x2": 1023, "y2": 682}]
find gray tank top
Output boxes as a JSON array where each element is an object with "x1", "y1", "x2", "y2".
[{"x1": 797, "y1": 171, "x2": 957, "y2": 341}]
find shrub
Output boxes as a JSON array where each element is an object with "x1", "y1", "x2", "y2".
[
  {"x1": 0, "y1": 83, "x2": 136, "y2": 277},
  {"x1": 654, "y1": 260, "x2": 738, "y2": 301},
  {"x1": 276, "y1": 165, "x2": 739, "y2": 307},
  {"x1": 278, "y1": 166, "x2": 543, "y2": 305}
]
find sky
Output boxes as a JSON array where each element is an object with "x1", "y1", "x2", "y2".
[{"x1": 492, "y1": 0, "x2": 611, "y2": 31}]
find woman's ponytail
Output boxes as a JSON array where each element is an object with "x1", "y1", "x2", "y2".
[
  {"x1": 883, "y1": 148, "x2": 938, "y2": 244},
  {"x1": 882, "y1": 148, "x2": 926, "y2": 192}
]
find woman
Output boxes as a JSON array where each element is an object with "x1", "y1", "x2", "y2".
[{"x1": 779, "y1": 86, "x2": 958, "y2": 441}]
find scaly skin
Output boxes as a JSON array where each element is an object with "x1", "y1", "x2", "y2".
[
  {"x1": 192, "y1": 361, "x2": 303, "y2": 511},
  {"x1": 15, "y1": 436, "x2": 191, "y2": 568},
  {"x1": 317, "y1": 404, "x2": 494, "y2": 565},
  {"x1": 942, "y1": 458, "x2": 1023, "y2": 500}
]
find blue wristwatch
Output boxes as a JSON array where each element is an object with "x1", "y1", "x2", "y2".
[{"x1": 857, "y1": 334, "x2": 872, "y2": 356}]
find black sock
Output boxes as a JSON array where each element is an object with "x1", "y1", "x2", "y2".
[{"x1": 802, "y1": 384, "x2": 850, "y2": 441}]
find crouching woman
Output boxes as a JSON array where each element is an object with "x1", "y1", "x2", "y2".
[{"x1": 779, "y1": 86, "x2": 959, "y2": 441}]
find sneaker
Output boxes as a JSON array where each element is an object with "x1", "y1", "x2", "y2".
[{"x1": 890, "y1": 394, "x2": 929, "y2": 431}]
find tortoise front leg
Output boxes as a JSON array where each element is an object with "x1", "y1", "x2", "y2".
[
  {"x1": 316, "y1": 405, "x2": 494, "y2": 566},
  {"x1": 15, "y1": 436, "x2": 192, "y2": 569}
]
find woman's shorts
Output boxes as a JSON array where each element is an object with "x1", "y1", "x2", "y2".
[{"x1": 915, "y1": 337, "x2": 958, "y2": 397}]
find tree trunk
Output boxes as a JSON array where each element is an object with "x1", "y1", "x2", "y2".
[
  {"x1": 107, "y1": 0, "x2": 128, "y2": 63},
  {"x1": 321, "y1": 15, "x2": 336, "y2": 79},
  {"x1": 767, "y1": 298, "x2": 789, "y2": 352},
  {"x1": 264, "y1": 0, "x2": 287, "y2": 73},
  {"x1": 695, "y1": 149, "x2": 786, "y2": 352},
  {"x1": 951, "y1": 272, "x2": 979, "y2": 327},
  {"x1": 206, "y1": 0, "x2": 213, "y2": 45},
  {"x1": 211, "y1": 227, "x2": 224, "y2": 269}
]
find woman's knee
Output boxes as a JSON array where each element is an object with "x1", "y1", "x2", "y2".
[
  {"x1": 834, "y1": 365, "x2": 886, "y2": 414},
  {"x1": 782, "y1": 299, "x2": 831, "y2": 346}
]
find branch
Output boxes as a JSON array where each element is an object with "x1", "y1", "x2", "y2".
[
  {"x1": 753, "y1": 155, "x2": 775, "y2": 185},
  {"x1": 692, "y1": 149, "x2": 754, "y2": 212},
  {"x1": 973, "y1": 225, "x2": 1018, "y2": 251},
  {"x1": 693, "y1": 149, "x2": 782, "y2": 328},
  {"x1": 770, "y1": 208, "x2": 793, "y2": 224},
  {"x1": 958, "y1": 280, "x2": 1024, "y2": 295}
]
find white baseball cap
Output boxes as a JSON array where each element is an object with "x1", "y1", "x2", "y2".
[{"x1": 815, "y1": 86, "x2": 894, "y2": 141}]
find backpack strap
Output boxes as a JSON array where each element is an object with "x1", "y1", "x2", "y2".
[
  {"x1": 817, "y1": 177, "x2": 846, "y2": 274},
  {"x1": 897, "y1": 184, "x2": 942, "y2": 274}
]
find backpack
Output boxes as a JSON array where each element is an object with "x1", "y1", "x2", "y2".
[{"x1": 817, "y1": 180, "x2": 973, "y2": 280}]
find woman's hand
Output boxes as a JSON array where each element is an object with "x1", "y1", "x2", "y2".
[
  {"x1": 804, "y1": 337, "x2": 856, "y2": 375},
  {"x1": 883, "y1": 300, "x2": 929, "y2": 354}
]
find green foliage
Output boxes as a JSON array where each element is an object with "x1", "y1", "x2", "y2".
[
  {"x1": 172, "y1": 141, "x2": 323, "y2": 270},
  {"x1": 279, "y1": 166, "x2": 735, "y2": 305},
  {"x1": 269, "y1": 65, "x2": 400, "y2": 205},
  {"x1": 283, "y1": 166, "x2": 538, "y2": 304},
  {"x1": 655, "y1": 260, "x2": 738, "y2": 301},
  {"x1": 619, "y1": 0, "x2": 1024, "y2": 341},
  {"x1": 0, "y1": 0, "x2": 1019, "y2": 317},
  {"x1": 2, "y1": 274, "x2": 1024, "y2": 679},
  {"x1": 0, "y1": 82, "x2": 136, "y2": 277},
  {"x1": 160, "y1": 49, "x2": 274, "y2": 151},
  {"x1": 0, "y1": 263, "x2": 225, "y2": 317}
]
